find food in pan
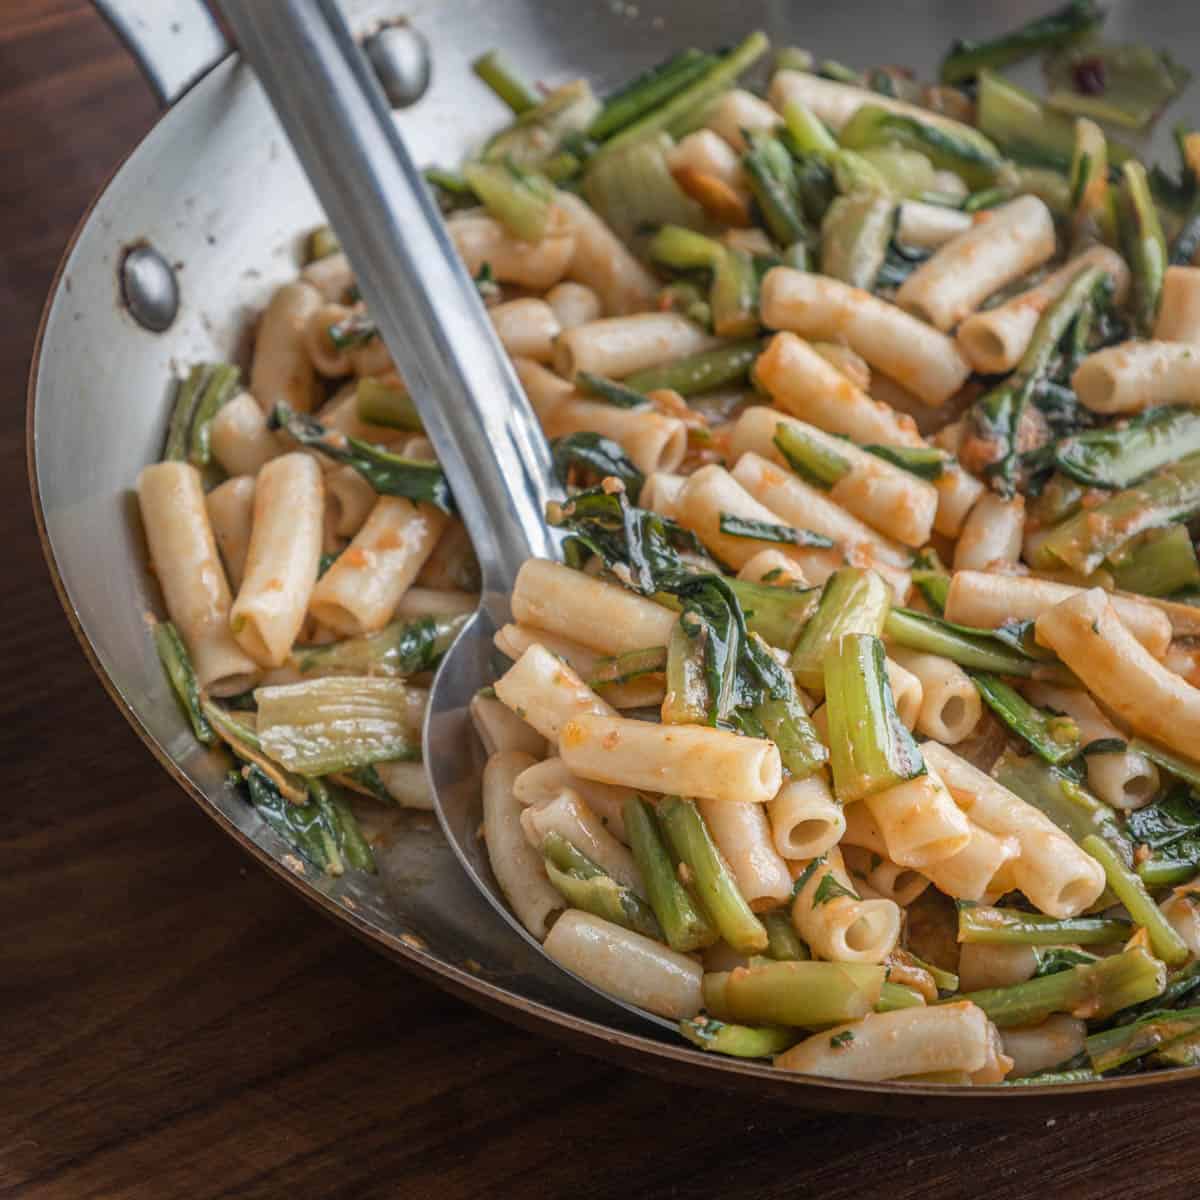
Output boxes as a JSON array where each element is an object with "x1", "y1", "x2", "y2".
[{"x1": 138, "y1": 2, "x2": 1200, "y2": 1083}]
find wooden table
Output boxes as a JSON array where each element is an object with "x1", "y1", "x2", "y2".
[{"x1": 5, "y1": 5, "x2": 1200, "y2": 1197}]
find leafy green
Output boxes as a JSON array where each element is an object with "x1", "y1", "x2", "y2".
[
  {"x1": 911, "y1": 548, "x2": 951, "y2": 615},
  {"x1": 790, "y1": 855, "x2": 827, "y2": 899},
  {"x1": 964, "y1": 264, "x2": 1111, "y2": 495},
  {"x1": 862, "y1": 444, "x2": 948, "y2": 480},
  {"x1": 972, "y1": 674, "x2": 1082, "y2": 764},
  {"x1": 548, "y1": 484, "x2": 710, "y2": 593},
  {"x1": 1033, "y1": 947, "x2": 1099, "y2": 978},
  {"x1": 717, "y1": 513, "x2": 834, "y2": 549},
  {"x1": 1044, "y1": 40, "x2": 1192, "y2": 131},
  {"x1": 588, "y1": 48, "x2": 716, "y2": 141},
  {"x1": 271, "y1": 404, "x2": 453, "y2": 513},
  {"x1": 772, "y1": 424, "x2": 851, "y2": 489},
  {"x1": 153, "y1": 622, "x2": 215, "y2": 745},
  {"x1": 939, "y1": 0, "x2": 1104, "y2": 84},
  {"x1": 742, "y1": 130, "x2": 811, "y2": 246},
  {"x1": 813, "y1": 873, "x2": 859, "y2": 906},
  {"x1": 672, "y1": 575, "x2": 793, "y2": 725},
  {"x1": 550, "y1": 432, "x2": 645, "y2": 500},
  {"x1": 1055, "y1": 407, "x2": 1200, "y2": 490},
  {"x1": 550, "y1": 486, "x2": 792, "y2": 725},
  {"x1": 576, "y1": 372, "x2": 650, "y2": 409},
  {"x1": 1128, "y1": 784, "x2": 1200, "y2": 855},
  {"x1": 884, "y1": 609, "x2": 1059, "y2": 678},
  {"x1": 241, "y1": 768, "x2": 374, "y2": 876}
]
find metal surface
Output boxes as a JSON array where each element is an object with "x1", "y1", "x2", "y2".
[
  {"x1": 363, "y1": 22, "x2": 432, "y2": 109},
  {"x1": 93, "y1": 0, "x2": 230, "y2": 105},
  {"x1": 119, "y1": 243, "x2": 181, "y2": 332},
  {"x1": 30, "y1": 0, "x2": 1200, "y2": 1111}
]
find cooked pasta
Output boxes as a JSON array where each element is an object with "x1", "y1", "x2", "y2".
[
  {"x1": 137, "y1": 16, "x2": 1200, "y2": 1086},
  {"x1": 957, "y1": 246, "x2": 1130, "y2": 374},
  {"x1": 230, "y1": 452, "x2": 324, "y2": 668},
  {"x1": 896, "y1": 196, "x2": 1057, "y2": 332}
]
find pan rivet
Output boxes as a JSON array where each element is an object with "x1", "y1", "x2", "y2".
[
  {"x1": 364, "y1": 23, "x2": 431, "y2": 108},
  {"x1": 120, "y1": 243, "x2": 179, "y2": 333}
]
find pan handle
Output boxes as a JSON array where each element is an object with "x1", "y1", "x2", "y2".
[{"x1": 93, "y1": 0, "x2": 230, "y2": 106}]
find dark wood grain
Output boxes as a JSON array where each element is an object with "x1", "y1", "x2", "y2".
[{"x1": 5, "y1": 5, "x2": 1200, "y2": 1198}]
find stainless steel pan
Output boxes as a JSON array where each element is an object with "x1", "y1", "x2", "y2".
[{"x1": 29, "y1": 0, "x2": 1200, "y2": 1113}]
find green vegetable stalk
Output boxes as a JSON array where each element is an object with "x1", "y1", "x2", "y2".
[
  {"x1": 972, "y1": 675, "x2": 1081, "y2": 765},
  {"x1": 1108, "y1": 524, "x2": 1200, "y2": 597},
  {"x1": 824, "y1": 633, "x2": 924, "y2": 803},
  {"x1": 472, "y1": 49, "x2": 542, "y2": 114},
  {"x1": 463, "y1": 160, "x2": 556, "y2": 243},
  {"x1": 1118, "y1": 160, "x2": 1168, "y2": 335},
  {"x1": 876, "y1": 981, "x2": 926, "y2": 1012},
  {"x1": 1081, "y1": 835, "x2": 1190, "y2": 967},
  {"x1": 254, "y1": 677, "x2": 420, "y2": 776},
  {"x1": 772, "y1": 423, "x2": 852, "y2": 490},
  {"x1": 789, "y1": 567, "x2": 891, "y2": 691},
  {"x1": 1031, "y1": 453, "x2": 1200, "y2": 576},
  {"x1": 356, "y1": 377, "x2": 423, "y2": 431},
  {"x1": 754, "y1": 689, "x2": 828, "y2": 780},
  {"x1": 576, "y1": 372, "x2": 651, "y2": 410},
  {"x1": 622, "y1": 339, "x2": 763, "y2": 396},
  {"x1": 837, "y1": 104, "x2": 1003, "y2": 191},
  {"x1": 187, "y1": 363, "x2": 241, "y2": 467},
  {"x1": 662, "y1": 615, "x2": 711, "y2": 725},
  {"x1": 702, "y1": 960, "x2": 885, "y2": 1027},
  {"x1": 763, "y1": 909, "x2": 809, "y2": 961},
  {"x1": 910, "y1": 548, "x2": 951, "y2": 614},
  {"x1": 780, "y1": 97, "x2": 838, "y2": 158},
  {"x1": 1054, "y1": 406, "x2": 1200, "y2": 491},
  {"x1": 957, "y1": 904, "x2": 1132, "y2": 946},
  {"x1": 594, "y1": 31, "x2": 770, "y2": 160},
  {"x1": 819, "y1": 192, "x2": 895, "y2": 290},
  {"x1": 624, "y1": 796, "x2": 716, "y2": 952},
  {"x1": 679, "y1": 1016, "x2": 796, "y2": 1058},
  {"x1": 542, "y1": 831, "x2": 663, "y2": 939},
  {"x1": 742, "y1": 130, "x2": 810, "y2": 246},
  {"x1": 709, "y1": 247, "x2": 761, "y2": 338},
  {"x1": 588, "y1": 49, "x2": 716, "y2": 141},
  {"x1": 659, "y1": 797, "x2": 768, "y2": 954},
  {"x1": 153, "y1": 622, "x2": 214, "y2": 745},
  {"x1": 883, "y1": 609, "x2": 1057, "y2": 679},
  {"x1": 1068, "y1": 117, "x2": 1116, "y2": 249},
  {"x1": 961, "y1": 946, "x2": 1167, "y2": 1028},
  {"x1": 1085, "y1": 1007, "x2": 1200, "y2": 1074}
]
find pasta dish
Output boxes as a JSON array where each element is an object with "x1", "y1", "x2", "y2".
[{"x1": 134, "y1": 1, "x2": 1200, "y2": 1084}]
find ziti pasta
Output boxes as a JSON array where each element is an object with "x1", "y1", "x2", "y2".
[{"x1": 138, "y1": 8, "x2": 1200, "y2": 1086}]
